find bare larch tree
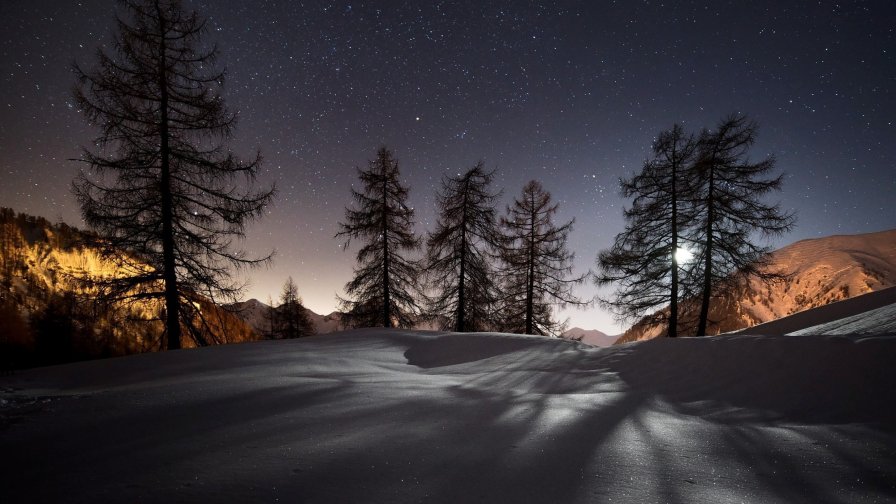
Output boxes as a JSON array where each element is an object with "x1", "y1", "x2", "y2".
[
  {"x1": 274, "y1": 277, "x2": 315, "y2": 339},
  {"x1": 596, "y1": 124, "x2": 700, "y2": 337},
  {"x1": 336, "y1": 147, "x2": 422, "y2": 329},
  {"x1": 691, "y1": 114, "x2": 796, "y2": 335},
  {"x1": 425, "y1": 163, "x2": 501, "y2": 332},
  {"x1": 498, "y1": 180, "x2": 587, "y2": 336},
  {"x1": 72, "y1": 0, "x2": 275, "y2": 349}
]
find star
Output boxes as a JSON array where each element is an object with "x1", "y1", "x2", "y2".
[{"x1": 0, "y1": 0, "x2": 893, "y2": 334}]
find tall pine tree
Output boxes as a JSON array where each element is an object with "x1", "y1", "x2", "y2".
[
  {"x1": 274, "y1": 277, "x2": 315, "y2": 339},
  {"x1": 596, "y1": 124, "x2": 699, "y2": 337},
  {"x1": 498, "y1": 181, "x2": 586, "y2": 336},
  {"x1": 425, "y1": 163, "x2": 501, "y2": 332},
  {"x1": 691, "y1": 115, "x2": 795, "y2": 335},
  {"x1": 72, "y1": 0, "x2": 274, "y2": 349},
  {"x1": 336, "y1": 147, "x2": 422, "y2": 329}
]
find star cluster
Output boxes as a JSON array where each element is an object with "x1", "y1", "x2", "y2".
[{"x1": 1, "y1": 1, "x2": 894, "y2": 332}]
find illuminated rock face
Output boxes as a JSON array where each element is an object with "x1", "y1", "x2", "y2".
[
  {"x1": 618, "y1": 229, "x2": 896, "y2": 342},
  {"x1": 0, "y1": 209, "x2": 259, "y2": 363}
]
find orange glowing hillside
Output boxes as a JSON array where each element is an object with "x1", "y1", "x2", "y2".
[{"x1": 617, "y1": 229, "x2": 896, "y2": 343}]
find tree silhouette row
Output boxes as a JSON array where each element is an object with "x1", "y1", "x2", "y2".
[
  {"x1": 69, "y1": 0, "x2": 795, "y2": 345},
  {"x1": 596, "y1": 116, "x2": 795, "y2": 337},
  {"x1": 337, "y1": 148, "x2": 586, "y2": 336}
]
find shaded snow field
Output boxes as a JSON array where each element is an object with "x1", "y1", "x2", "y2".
[
  {"x1": 4, "y1": 286, "x2": 896, "y2": 503},
  {"x1": 1, "y1": 330, "x2": 894, "y2": 503}
]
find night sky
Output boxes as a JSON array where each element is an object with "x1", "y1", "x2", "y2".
[{"x1": 1, "y1": 1, "x2": 894, "y2": 333}]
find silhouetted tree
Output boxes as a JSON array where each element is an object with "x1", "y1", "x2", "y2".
[
  {"x1": 425, "y1": 163, "x2": 501, "y2": 332},
  {"x1": 264, "y1": 295, "x2": 277, "y2": 340},
  {"x1": 274, "y1": 277, "x2": 315, "y2": 339},
  {"x1": 72, "y1": 0, "x2": 274, "y2": 349},
  {"x1": 0, "y1": 295, "x2": 30, "y2": 372},
  {"x1": 30, "y1": 292, "x2": 79, "y2": 364},
  {"x1": 596, "y1": 124, "x2": 700, "y2": 337},
  {"x1": 336, "y1": 147, "x2": 422, "y2": 328},
  {"x1": 0, "y1": 209, "x2": 25, "y2": 285},
  {"x1": 691, "y1": 115, "x2": 796, "y2": 335},
  {"x1": 498, "y1": 180, "x2": 587, "y2": 336}
]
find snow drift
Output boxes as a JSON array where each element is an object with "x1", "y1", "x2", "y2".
[
  {"x1": 2, "y1": 326, "x2": 894, "y2": 503},
  {"x1": 733, "y1": 285, "x2": 896, "y2": 336}
]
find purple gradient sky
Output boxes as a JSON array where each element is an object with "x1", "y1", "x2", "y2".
[{"x1": 1, "y1": 1, "x2": 894, "y2": 333}]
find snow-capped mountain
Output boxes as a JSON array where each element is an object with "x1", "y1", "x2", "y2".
[
  {"x1": 226, "y1": 298, "x2": 343, "y2": 335},
  {"x1": 617, "y1": 228, "x2": 896, "y2": 343},
  {"x1": 560, "y1": 327, "x2": 620, "y2": 347}
]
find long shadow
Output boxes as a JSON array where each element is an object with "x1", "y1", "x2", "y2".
[
  {"x1": 3, "y1": 331, "x2": 894, "y2": 503},
  {"x1": 606, "y1": 334, "x2": 896, "y2": 424},
  {"x1": 0, "y1": 380, "x2": 352, "y2": 503},
  {"x1": 600, "y1": 334, "x2": 896, "y2": 503}
]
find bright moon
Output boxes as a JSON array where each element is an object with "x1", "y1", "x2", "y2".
[{"x1": 675, "y1": 247, "x2": 693, "y2": 263}]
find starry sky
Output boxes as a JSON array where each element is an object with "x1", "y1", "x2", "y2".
[{"x1": 1, "y1": 0, "x2": 894, "y2": 333}]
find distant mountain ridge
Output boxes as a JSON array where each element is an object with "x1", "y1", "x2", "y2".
[
  {"x1": 560, "y1": 327, "x2": 620, "y2": 347},
  {"x1": 227, "y1": 298, "x2": 343, "y2": 336},
  {"x1": 617, "y1": 228, "x2": 896, "y2": 343},
  {"x1": 229, "y1": 300, "x2": 617, "y2": 344}
]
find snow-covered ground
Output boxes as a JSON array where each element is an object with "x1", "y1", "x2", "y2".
[
  {"x1": 733, "y1": 286, "x2": 896, "y2": 336},
  {"x1": 790, "y1": 303, "x2": 896, "y2": 335},
  {"x1": 2, "y1": 326, "x2": 895, "y2": 503}
]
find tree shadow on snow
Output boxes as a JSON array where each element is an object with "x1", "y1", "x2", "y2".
[{"x1": 2, "y1": 331, "x2": 895, "y2": 503}]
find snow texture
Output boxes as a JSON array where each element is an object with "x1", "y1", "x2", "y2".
[
  {"x1": 733, "y1": 285, "x2": 896, "y2": 336},
  {"x1": 790, "y1": 302, "x2": 896, "y2": 335},
  {"x1": 2, "y1": 328, "x2": 895, "y2": 503}
]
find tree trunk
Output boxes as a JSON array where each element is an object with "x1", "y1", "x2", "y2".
[
  {"x1": 669, "y1": 151, "x2": 679, "y2": 338},
  {"x1": 381, "y1": 174, "x2": 391, "y2": 328},
  {"x1": 156, "y1": 4, "x2": 181, "y2": 350},
  {"x1": 697, "y1": 162, "x2": 715, "y2": 337},
  {"x1": 456, "y1": 183, "x2": 468, "y2": 332},
  {"x1": 525, "y1": 199, "x2": 536, "y2": 335}
]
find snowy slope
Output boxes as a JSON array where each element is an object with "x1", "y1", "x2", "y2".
[
  {"x1": 791, "y1": 302, "x2": 896, "y2": 335},
  {"x1": 738, "y1": 229, "x2": 896, "y2": 323},
  {"x1": 733, "y1": 286, "x2": 896, "y2": 336},
  {"x1": 2, "y1": 329, "x2": 894, "y2": 503},
  {"x1": 224, "y1": 298, "x2": 270, "y2": 329}
]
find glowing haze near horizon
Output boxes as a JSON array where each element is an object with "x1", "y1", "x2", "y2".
[{"x1": 1, "y1": 1, "x2": 894, "y2": 333}]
